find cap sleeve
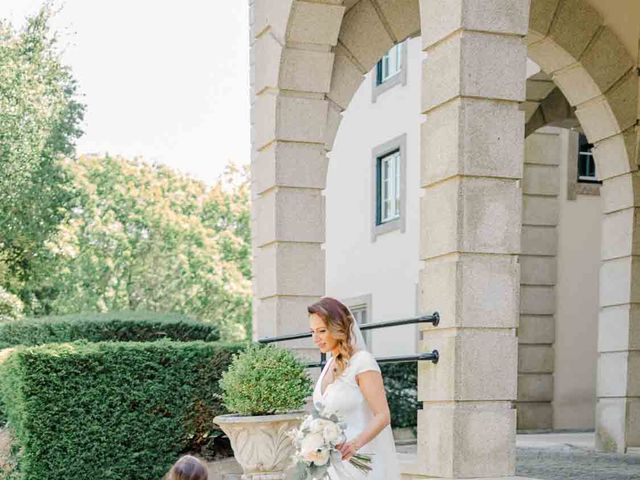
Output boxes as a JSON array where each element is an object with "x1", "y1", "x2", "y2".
[{"x1": 352, "y1": 350, "x2": 381, "y2": 375}]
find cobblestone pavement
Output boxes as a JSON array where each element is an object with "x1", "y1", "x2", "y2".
[
  {"x1": 397, "y1": 433, "x2": 640, "y2": 480},
  {"x1": 210, "y1": 435, "x2": 640, "y2": 479},
  {"x1": 516, "y1": 445, "x2": 640, "y2": 480}
]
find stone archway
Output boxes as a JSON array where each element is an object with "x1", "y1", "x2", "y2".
[
  {"x1": 527, "y1": 0, "x2": 639, "y2": 453},
  {"x1": 252, "y1": 3, "x2": 528, "y2": 478},
  {"x1": 250, "y1": 0, "x2": 640, "y2": 475}
]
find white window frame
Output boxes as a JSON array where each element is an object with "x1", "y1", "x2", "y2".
[
  {"x1": 372, "y1": 41, "x2": 408, "y2": 102},
  {"x1": 379, "y1": 43, "x2": 403, "y2": 83},
  {"x1": 342, "y1": 294, "x2": 373, "y2": 350},
  {"x1": 371, "y1": 134, "x2": 407, "y2": 241},
  {"x1": 379, "y1": 150, "x2": 401, "y2": 223}
]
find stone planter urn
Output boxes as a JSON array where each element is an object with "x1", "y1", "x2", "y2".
[{"x1": 214, "y1": 411, "x2": 306, "y2": 480}]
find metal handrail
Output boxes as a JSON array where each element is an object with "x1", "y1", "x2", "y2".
[
  {"x1": 257, "y1": 312, "x2": 440, "y2": 345},
  {"x1": 257, "y1": 311, "x2": 441, "y2": 368},
  {"x1": 305, "y1": 350, "x2": 439, "y2": 368}
]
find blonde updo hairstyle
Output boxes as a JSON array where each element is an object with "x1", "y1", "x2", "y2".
[{"x1": 307, "y1": 296, "x2": 356, "y2": 377}]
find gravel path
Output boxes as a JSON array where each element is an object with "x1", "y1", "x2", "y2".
[{"x1": 516, "y1": 445, "x2": 640, "y2": 480}]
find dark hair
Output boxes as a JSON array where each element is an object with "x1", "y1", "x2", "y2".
[
  {"x1": 307, "y1": 297, "x2": 355, "y2": 377},
  {"x1": 167, "y1": 455, "x2": 208, "y2": 480}
]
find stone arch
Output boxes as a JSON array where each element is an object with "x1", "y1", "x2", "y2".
[
  {"x1": 252, "y1": 3, "x2": 528, "y2": 479},
  {"x1": 263, "y1": 0, "x2": 639, "y2": 168},
  {"x1": 249, "y1": 0, "x2": 425, "y2": 345},
  {"x1": 525, "y1": 84, "x2": 577, "y2": 136},
  {"x1": 527, "y1": 0, "x2": 639, "y2": 453},
  {"x1": 250, "y1": 0, "x2": 640, "y2": 474},
  {"x1": 528, "y1": 0, "x2": 638, "y2": 181},
  {"x1": 251, "y1": 0, "x2": 638, "y2": 165}
]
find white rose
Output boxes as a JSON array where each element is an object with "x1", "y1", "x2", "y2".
[
  {"x1": 303, "y1": 446, "x2": 330, "y2": 466},
  {"x1": 300, "y1": 432, "x2": 325, "y2": 456},
  {"x1": 322, "y1": 407, "x2": 340, "y2": 418},
  {"x1": 322, "y1": 422, "x2": 343, "y2": 444},
  {"x1": 313, "y1": 447, "x2": 331, "y2": 466},
  {"x1": 310, "y1": 418, "x2": 332, "y2": 434}
]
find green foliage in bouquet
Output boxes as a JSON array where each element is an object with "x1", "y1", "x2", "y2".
[
  {"x1": 219, "y1": 344, "x2": 313, "y2": 416},
  {"x1": 288, "y1": 403, "x2": 373, "y2": 480}
]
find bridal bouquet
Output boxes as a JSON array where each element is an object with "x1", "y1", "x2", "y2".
[{"x1": 287, "y1": 404, "x2": 373, "y2": 479}]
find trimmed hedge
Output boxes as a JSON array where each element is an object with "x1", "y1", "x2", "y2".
[
  {"x1": 0, "y1": 311, "x2": 219, "y2": 349},
  {"x1": 381, "y1": 362, "x2": 419, "y2": 430},
  {"x1": 0, "y1": 340, "x2": 245, "y2": 480}
]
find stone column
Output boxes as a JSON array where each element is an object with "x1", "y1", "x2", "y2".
[
  {"x1": 416, "y1": 0, "x2": 529, "y2": 477},
  {"x1": 518, "y1": 129, "x2": 561, "y2": 430},
  {"x1": 249, "y1": 0, "x2": 344, "y2": 356}
]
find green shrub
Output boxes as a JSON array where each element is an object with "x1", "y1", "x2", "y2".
[
  {"x1": 381, "y1": 362, "x2": 419, "y2": 430},
  {"x1": 0, "y1": 340, "x2": 245, "y2": 480},
  {"x1": 0, "y1": 310, "x2": 219, "y2": 349},
  {"x1": 219, "y1": 343, "x2": 313, "y2": 416}
]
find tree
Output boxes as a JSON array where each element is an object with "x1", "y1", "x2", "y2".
[
  {"x1": 0, "y1": 286, "x2": 24, "y2": 322},
  {"x1": 31, "y1": 155, "x2": 252, "y2": 340},
  {"x1": 0, "y1": 8, "x2": 84, "y2": 291}
]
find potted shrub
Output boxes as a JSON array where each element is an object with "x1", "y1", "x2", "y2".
[{"x1": 214, "y1": 343, "x2": 313, "y2": 479}]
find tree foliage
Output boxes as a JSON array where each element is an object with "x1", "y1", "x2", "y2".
[
  {"x1": 0, "y1": 287, "x2": 24, "y2": 323},
  {"x1": 28, "y1": 156, "x2": 252, "y2": 340},
  {"x1": 0, "y1": 10, "x2": 252, "y2": 340},
  {"x1": 0, "y1": 8, "x2": 84, "y2": 287}
]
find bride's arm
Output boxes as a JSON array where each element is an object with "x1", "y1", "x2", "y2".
[{"x1": 338, "y1": 371, "x2": 391, "y2": 461}]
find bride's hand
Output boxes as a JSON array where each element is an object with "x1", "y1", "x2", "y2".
[{"x1": 336, "y1": 439, "x2": 361, "y2": 461}]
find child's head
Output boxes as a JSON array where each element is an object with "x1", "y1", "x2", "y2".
[{"x1": 168, "y1": 455, "x2": 208, "y2": 480}]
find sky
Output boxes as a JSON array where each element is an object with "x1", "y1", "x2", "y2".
[{"x1": 2, "y1": 0, "x2": 250, "y2": 185}]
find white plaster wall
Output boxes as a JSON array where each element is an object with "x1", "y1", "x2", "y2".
[
  {"x1": 554, "y1": 128, "x2": 601, "y2": 430},
  {"x1": 325, "y1": 37, "x2": 423, "y2": 356}
]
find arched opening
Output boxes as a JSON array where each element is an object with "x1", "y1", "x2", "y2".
[
  {"x1": 519, "y1": 79, "x2": 601, "y2": 435},
  {"x1": 527, "y1": 0, "x2": 638, "y2": 454},
  {"x1": 250, "y1": 1, "x2": 639, "y2": 477}
]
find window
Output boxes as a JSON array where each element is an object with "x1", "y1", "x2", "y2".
[
  {"x1": 371, "y1": 42, "x2": 407, "y2": 102},
  {"x1": 342, "y1": 295, "x2": 372, "y2": 349},
  {"x1": 377, "y1": 150, "x2": 401, "y2": 224},
  {"x1": 577, "y1": 133, "x2": 597, "y2": 183},
  {"x1": 376, "y1": 43, "x2": 403, "y2": 86},
  {"x1": 566, "y1": 130, "x2": 600, "y2": 199},
  {"x1": 371, "y1": 134, "x2": 406, "y2": 241},
  {"x1": 350, "y1": 304, "x2": 371, "y2": 348}
]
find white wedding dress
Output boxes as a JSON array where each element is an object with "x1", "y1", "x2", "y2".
[{"x1": 312, "y1": 349, "x2": 401, "y2": 479}]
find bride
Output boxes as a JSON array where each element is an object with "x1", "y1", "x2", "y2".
[{"x1": 308, "y1": 297, "x2": 401, "y2": 479}]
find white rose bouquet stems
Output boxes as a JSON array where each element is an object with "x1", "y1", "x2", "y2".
[{"x1": 287, "y1": 403, "x2": 373, "y2": 480}]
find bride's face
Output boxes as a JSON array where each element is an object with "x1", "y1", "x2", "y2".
[{"x1": 309, "y1": 313, "x2": 337, "y2": 354}]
